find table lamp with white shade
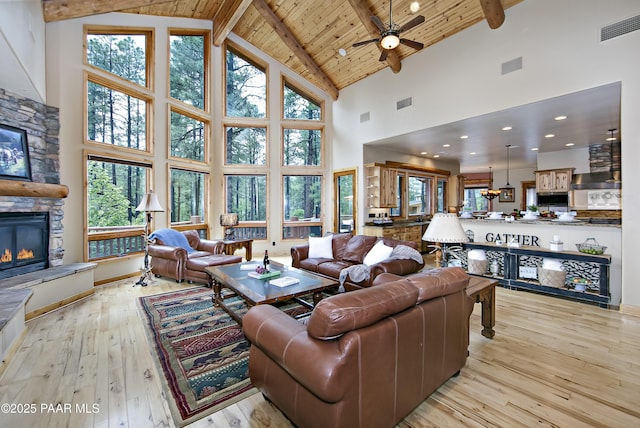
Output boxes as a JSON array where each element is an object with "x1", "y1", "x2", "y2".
[{"x1": 422, "y1": 213, "x2": 469, "y2": 267}]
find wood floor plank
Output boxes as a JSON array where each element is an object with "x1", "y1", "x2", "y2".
[{"x1": 0, "y1": 265, "x2": 639, "y2": 428}]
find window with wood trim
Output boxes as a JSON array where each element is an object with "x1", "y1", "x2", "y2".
[
  {"x1": 169, "y1": 30, "x2": 209, "y2": 111},
  {"x1": 170, "y1": 168, "x2": 208, "y2": 225},
  {"x1": 225, "y1": 174, "x2": 267, "y2": 240},
  {"x1": 225, "y1": 45, "x2": 267, "y2": 118}
]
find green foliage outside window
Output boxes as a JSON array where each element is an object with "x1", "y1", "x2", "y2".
[
  {"x1": 225, "y1": 126, "x2": 266, "y2": 165},
  {"x1": 283, "y1": 84, "x2": 320, "y2": 120},
  {"x1": 87, "y1": 160, "x2": 146, "y2": 229},
  {"x1": 226, "y1": 175, "x2": 267, "y2": 221},
  {"x1": 87, "y1": 34, "x2": 146, "y2": 86},
  {"x1": 170, "y1": 110, "x2": 205, "y2": 162},
  {"x1": 283, "y1": 128, "x2": 321, "y2": 166},
  {"x1": 225, "y1": 47, "x2": 266, "y2": 118},
  {"x1": 170, "y1": 34, "x2": 205, "y2": 109},
  {"x1": 283, "y1": 175, "x2": 321, "y2": 220},
  {"x1": 171, "y1": 169, "x2": 206, "y2": 223}
]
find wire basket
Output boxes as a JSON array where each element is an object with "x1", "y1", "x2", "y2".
[
  {"x1": 538, "y1": 268, "x2": 566, "y2": 288},
  {"x1": 576, "y1": 238, "x2": 606, "y2": 255},
  {"x1": 468, "y1": 259, "x2": 488, "y2": 275}
]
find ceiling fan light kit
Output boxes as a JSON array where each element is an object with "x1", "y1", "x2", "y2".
[{"x1": 381, "y1": 32, "x2": 400, "y2": 49}]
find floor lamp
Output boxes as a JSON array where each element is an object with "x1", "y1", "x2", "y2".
[
  {"x1": 422, "y1": 213, "x2": 469, "y2": 267},
  {"x1": 135, "y1": 191, "x2": 164, "y2": 286}
]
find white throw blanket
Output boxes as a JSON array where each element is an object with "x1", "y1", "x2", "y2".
[
  {"x1": 338, "y1": 264, "x2": 370, "y2": 293},
  {"x1": 390, "y1": 245, "x2": 423, "y2": 264}
]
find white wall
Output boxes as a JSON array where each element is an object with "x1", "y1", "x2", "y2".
[
  {"x1": 333, "y1": 0, "x2": 640, "y2": 311},
  {"x1": 0, "y1": 0, "x2": 46, "y2": 101},
  {"x1": 538, "y1": 147, "x2": 590, "y2": 173}
]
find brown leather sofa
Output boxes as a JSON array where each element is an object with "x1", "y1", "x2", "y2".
[
  {"x1": 243, "y1": 267, "x2": 473, "y2": 428},
  {"x1": 148, "y1": 229, "x2": 241, "y2": 284},
  {"x1": 290, "y1": 233, "x2": 424, "y2": 291}
]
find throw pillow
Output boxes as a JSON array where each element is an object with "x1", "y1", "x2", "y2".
[
  {"x1": 308, "y1": 235, "x2": 333, "y2": 259},
  {"x1": 341, "y1": 235, "x2": 378, "y2": 263},
  {"x1": 363, "y1": 240, "x2": 394, "y2": 266}
]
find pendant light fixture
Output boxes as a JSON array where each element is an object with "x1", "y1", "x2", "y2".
[
  {"x1": 481, "y1": 166, "x2": 500, "y2": 200},
  {"x1": 499, "y1": 144, "x2": 514, "y2": 199}
]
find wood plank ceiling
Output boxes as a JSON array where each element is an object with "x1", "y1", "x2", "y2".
[{"x1": 42, "y1": 0, "x2": 524, "y2": 100}]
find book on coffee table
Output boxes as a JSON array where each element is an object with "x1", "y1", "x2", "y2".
[{"x1": 269, "y1": 276, "x2": 300, "y2": 287}]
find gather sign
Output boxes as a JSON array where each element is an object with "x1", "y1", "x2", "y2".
[{"x1": 484, "y1": 232, "x2": 540, "y2": 246}]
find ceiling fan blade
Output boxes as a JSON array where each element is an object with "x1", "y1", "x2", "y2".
[
  {"x1": 398, "y1": 15, "x2": 425, "y2": 33},
  {"x1": 379, "y1": 49, "x2": 389, "y2": 62},
  {"x1": 400, "y1": 38, "x2": 424, "y2": 50},
  {"x1": 371, "y1": 15, "x2": 387, "y2": 32},
  {"x1": 352, "y1": 38, "x2": 380, "y2": 48}
]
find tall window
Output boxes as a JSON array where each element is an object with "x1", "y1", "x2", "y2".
[
  {"x1": 283, "y1": 128, "x2": 321, "y2": 166},
  {"x1": 225, "y1": 46, "x2": 266, "y2": 118},
  {"x1": 169, "y1": 32, "x2": 206, "y2": 110},
  {"x1": 225, "y1": 175, "x2": 267, "y2": 239},
  {"x1": 86, "y1": 155, "x2": 150, "y2": 260},
  {"x1": 170, "y1": 168, "x2": 207, "y2": 224},
  {"x1": 283, "y1": 175, "x2": 322, "y2": 239},
  {"x1": 408, "y1": 176, "x2": 432, "y2": 216},
  {"x1": 86, "y1": 31, "x2": 149, "y2": 87}
]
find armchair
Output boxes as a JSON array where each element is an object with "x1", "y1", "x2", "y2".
[{"x1": 148, "y1": 229, "x2": 242, "y2": 284}]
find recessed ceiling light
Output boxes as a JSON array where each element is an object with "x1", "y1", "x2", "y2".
[
  {"x1": 470, "y1": 152, "x2": 476, "y2": 155},
  {"x1": 420, "y1": 151, "x2": 427, "y2": 155},
  {"x1": 531, "y1": 147, "x2": 539, "y2": 151},
  {"x1": 338, "y1": 48, "x2": 347, "y2": 57},
  {"x1": 545, "y1": 134, "x2": 555, "y2": 138},
  {"x1": 460, "y1": 135, "x2": 468, "y2": 139},
  {"x1": 565, "y1": 143, "x2": 575, "y2": 147},
  {"x1": 502, "y1": 126, "x2": 512, "y2": 131},
  {"x1": 410, "y1": 1, "x2": 420, "y2": 13},
  {"x1": 555, "y1": 115, "x2": 567, "y2": 121},
  {"x1": 433, "y1": 154, "x2": 440, "y2": 158},
  {"x1": 443, "y1": 144, "x2": 451, "y2": 148}
]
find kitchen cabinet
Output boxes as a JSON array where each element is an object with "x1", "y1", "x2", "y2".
[
  {"x1": 461, "y1": 242, "x2": 610, "y2": 308},
  {"x1": 535, "y1": 168, "x2": 574, "y2": 193},
  {"x1": 365, "y1": 163, "x2": 397, "y2": 208},
  {"x1": 362, "y1": 224, "x2": 423, "y2": 248}
]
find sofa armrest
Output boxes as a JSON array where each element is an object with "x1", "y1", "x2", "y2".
[
  {"x1": 243, "y1": 305, "x2": 349, "y2": 403},
  {"x1": 196, "y1": 239, "x2": 224, "y2": 254},
  {"x1": 290, "y1": 244, "x2": 309, "y2": 267},
  {"x1": 370, "y1": 258, "x2": 425, "y2": 280},
  {"x1": 148, "y1": 244, "x2": 187, "y2": 261}
]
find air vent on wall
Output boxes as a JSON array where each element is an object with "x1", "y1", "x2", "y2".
[
  {"x1": 360, "y1": 112, "x2": 370, "y2": 123},
  {"x1": 601, "y1": 14, "x2": 640, "y2": 41},
  {"x1": 396, "y1": 97, "x2": 413, "y2": 110},
  {"x1": 501, "y1": 57, "x2": 523, "y2": 75}
]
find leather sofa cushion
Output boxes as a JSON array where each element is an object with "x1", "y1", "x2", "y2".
[
  {"x1": 186, "y1": 254, "x2": 242, "y2": 271},
  {"x1": 341, "y1": 235, "x2": 377, "y2": 263},
  {"x1": 398, "y1": 267, "x2": 470, "y2": 303},
  {"x1": 307, "y1": 281, "x2": 418, "y2": 340},
  {"x1": 316, "y1": 260, "x2": 353, "y2": 278},
  {"x1": 329, "y1": 232, "x2": 353, "y2": 261}
]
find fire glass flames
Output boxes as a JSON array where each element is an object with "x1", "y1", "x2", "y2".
[{"x1": 1, "y1": 248, "x2": 36, "y2": 262}]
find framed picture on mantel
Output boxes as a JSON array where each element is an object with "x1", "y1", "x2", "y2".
[
  {"x1": 499, "y1": 187, "x2": 515, "y2": 202},
  {"x1": 0, "y1": 124, "x2": 32, "y2": 181}
]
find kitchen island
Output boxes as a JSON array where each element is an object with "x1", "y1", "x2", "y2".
[{"x1": 459, "y1": 218, "x2": 621, "y2": 307}]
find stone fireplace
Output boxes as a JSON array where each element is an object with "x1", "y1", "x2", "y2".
[{"x1": 0, "y1": 88, "x2": 65, "y2": 277}]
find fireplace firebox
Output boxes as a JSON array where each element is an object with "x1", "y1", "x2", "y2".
[{"x1": 0, "y1": 212, "x2": 49, "y2": 279}]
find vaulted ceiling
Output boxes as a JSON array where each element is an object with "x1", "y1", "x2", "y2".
[{"x1": 41, "y1": 0, "x2": 524, "y2": 100}]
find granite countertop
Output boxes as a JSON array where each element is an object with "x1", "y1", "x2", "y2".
[
  {"x1": 459, "y1": 218, "x2": 621, "y2": 228},
  {"x1": 364, "y1": 220, "x2": 430, "y2": 228}
]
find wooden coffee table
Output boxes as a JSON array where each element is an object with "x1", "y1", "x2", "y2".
[{"x1": 205, "y1": 261, "x2": 338, "y2": 325}]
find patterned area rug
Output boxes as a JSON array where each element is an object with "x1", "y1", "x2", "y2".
[{"x1": 138, "y1": 286, "x2": 309, "y2": 426}]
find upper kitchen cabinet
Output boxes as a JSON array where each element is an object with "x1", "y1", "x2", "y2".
[
  {"x1": 535, "y1": 168, "x2": 574, "y2": 193},
  {"x1": 365, "y1": 163, "x2": 398, "y2": 208}
]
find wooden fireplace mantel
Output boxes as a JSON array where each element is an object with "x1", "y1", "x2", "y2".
[{"x1": 0, "y1": 179, "x2": 69, "y2": 198}]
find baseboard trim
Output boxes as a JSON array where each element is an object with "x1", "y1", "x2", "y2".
[
  {"x1": 94, "y1": 271, "x2": 139, "y2": 286},
  {"x1": 25, "y1": 288, "x2": 95, "y2": 321}
]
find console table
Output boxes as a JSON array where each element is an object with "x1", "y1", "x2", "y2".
[
  {"x1": 222, "y1": 239, "x2": 253, "y2": 261},
  {"x1": 466, "y1": 276, "x2": 498, "y2": 339}
]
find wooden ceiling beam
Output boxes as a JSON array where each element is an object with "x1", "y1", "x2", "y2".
[
  {"x1": 479, "y1": 0, "x2": 506, "y2": 29},
  {"x1": 252, "y1": 0, "x2": 339, "y2": 100},
  {"x1": 212, "y1": 0, "x2": 253, "y2": 46},
  {"x1": 42, "y1": 0, "x2": 176, "y2": 22},
  {"x1": 347, "y1": 0, "x2": 401, "y2": 74}
]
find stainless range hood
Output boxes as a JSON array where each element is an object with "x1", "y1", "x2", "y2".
[{"x1": 571, "y1": 171, "x2": 621, "y2": 190}]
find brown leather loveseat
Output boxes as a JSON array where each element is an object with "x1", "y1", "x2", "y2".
[
  {"x1": 243, "y1": 267, "x2": 473, "y2": 428},
  {"x1": 290, "y1": 233, "x2": 424, "y2": 291},
  {"x1": 148, "y1": 229, "x2": 241, "y2": 284}
]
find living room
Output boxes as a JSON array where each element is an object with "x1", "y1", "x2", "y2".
[{"x1": 1, "y1": 0, "x2": 639, "y2": 427}]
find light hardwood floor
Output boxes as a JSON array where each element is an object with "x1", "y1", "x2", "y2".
[{"x1": 1, "y1": 272, "x2": 639, "y2": 427}]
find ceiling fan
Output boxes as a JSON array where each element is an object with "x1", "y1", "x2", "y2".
[{"x1": 352, "y1": 0, "x2": 425, "y2": 62}]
